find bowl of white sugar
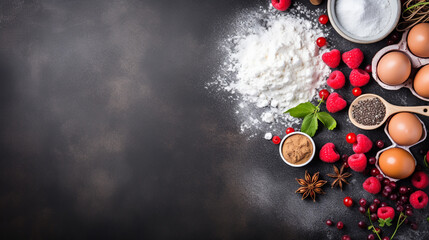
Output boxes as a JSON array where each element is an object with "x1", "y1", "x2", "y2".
[{"x1": 328, "y1": 0, "x2": 401, "y2": 44}]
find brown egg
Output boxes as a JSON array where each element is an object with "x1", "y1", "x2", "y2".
[
  {"x1": 388, "y1": 112, "x2": 423, "y2": 146},
  {"x1": 407, "y1": 23, "x2": 429, "y2": 58},
  {"x1": 377, "y1": 51, "x2": 411, "y2": 85},
  {"x1": 379, "y1": 148, "x2": 415, "y2": 179},
  {"x1": 414, "y1": 65, "x2": 429, "y2": 98}
]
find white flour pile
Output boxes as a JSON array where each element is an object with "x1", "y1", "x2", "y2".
[
  {"x1": 211, "y1": 4, "x2": 331, "y2": 137},
  {"x1": 336, "y1": 0, "x2": 392, "y2": 38}
]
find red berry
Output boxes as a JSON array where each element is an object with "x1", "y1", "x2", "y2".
[
  {"x1": 363, "y1": 177, "x2": 381, "y2": 194},
  {"x1": 319, "y1": 142, "x2": 340, "y2": 163},
  {"x1": 409, "y1": 190, "x2": 429, "y2": 209},
  {"x1": 376, "y1": 140, "x2": 384, "y2": 149},
  {"x1": 352, "y1": 87, "x2": 362, "y2": 97},
  {"x1": 367, "y1": 234, "x2": 375, "y2": 240},
  {"x1": 353, "y1": 134, "x2": 373, "y2": 154},
  {"x1": 368, "y1": 157, "x2": 376, "y2": 165},
  {"x1": 272, "y1": 136, "x2": 281, "y2": 144},
  {"x1": 375, "y1": 174, "x2": 384, "y2": 182},
  {"x1": 358, "y1": 221, "x2": 367, "y2": 229},
  {"x1": 370, "y1": 213, "x2": 378, "y2": 221},
  {"x1": 336, "y1": 221, "x2": 344, "y2": 229},
  {"x1": 374, "y1": 199, "x2": 380, "y2": 205},
  {"x1": 319, "y1": 14, "x2": 329, "y2": 24},
  {"x1": 365, "y1": 64, "x2": 372, "y2": 73},
  {"x1": 342, "y1": 154, "x2": 349, "y2": 161},
  {"x1": 378, "y1": 206, "x2": 395, "y2": 220},
  {"x1": 326, "y1": 219, "x2": 334, "y2": 226},
  {"x1": 348, "y1": 153, "x2": 367, "y2": 172},
  {"x1": 359, "y1": 198, "x2": 367, "y2": 207},
  {"x1": 319, "y1": 89, "x2": 330, "y2": 100},
  {"x1": 359, "y1": 206, "x2": 366, "y2": 214},
  {"x1": 316, "y1": 37, "x2": 326, "y2": 47},
  {"x1": 370, "y1": 168, "x2": 380, "y2": 176},
  {"x1": 405, "y1": 209, "x2": 413, "y2": 216},
  {"x1": 350, "y1": 69, "x2": 370, "y2": 87},
  {"x1": 396, "y1": 205, "x2": 404, "y2": 212},
  {"x1": 342, "y1": 235, "x2": 351, "y2": 240},
  {"x1": 327, "y1": 70, "x2": 346, "y2": 89},
  {"x1": 410, "y1": 222, "x2": 418, "y2": 230},
  {"x1": 382, "y1": 237, "x2": 390, "y2": 240},
  {"x1": 343, "y1": 161, "x2": 349, "y2": 168},
  {"x1": 342, "y1": 48, "x2": 364, "y2": 69},
  {"x1": 346, "y1": 133, "x2": 357, "y2": 144},
  {"x1": 322, "y1": 49, "x2": 341, "y2": 68},
  {"x1": 326, "y1": 92, "x2": 347, "y2": 113},
  {"x1": 271, "y1": 0, "x2": 291, "y2": 11},
  {"x1": 411, "y1": 171, "x2": 429, "y2": 189},
  {"x1": 389, "y1": 194, "x2": 398, "y2": 201},
  {"x1": 380, "y1": 202, "x2": 388, "y2": 207},
  {"x1": 286, "y1": 127, "x2": 295, "y2": 134},
  {"x1": 369, "y1": 203, "x2": 378, "y2": 213},
  {"x1": 399, "y1": 186, "x2": 408, "y2": 195},
  {"x1": 343, "y1": 196, "x2": 353, "y2": 207}
]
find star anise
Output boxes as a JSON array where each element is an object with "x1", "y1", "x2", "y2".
[
  {"x1": 295, "y1": 171, "x2": 327, "y2": 202},
  {"x1": 327, "y1": 164, "x2": 352, "y2": 191}
]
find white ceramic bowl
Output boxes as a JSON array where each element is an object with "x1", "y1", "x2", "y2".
[
  {"x1": 327, "y1": 0, "x2": 401, "y2": 44},
  {"x1": 279, "y1": 132, "x2": 315, "y2": 167}
]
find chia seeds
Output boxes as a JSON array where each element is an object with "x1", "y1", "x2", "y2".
[{"x1": 351, "y1": 97, "x2": 386, "y2": 126}]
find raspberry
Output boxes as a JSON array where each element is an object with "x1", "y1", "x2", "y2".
[
  {"x1": 348, "y1": 153, "x2": 367, "y2": 172},
  {"x1": 410, "y1": 190, "x2": 428, "y2": 209},
  {"x1": 353, "y1": 134, "x2": 373, "y2": 154},
  {"x1": 363, "y1": 176, "x2": 381, "y2": 194},
  {"x1": 319, "y1": 143, "x2": 340, "y2": 163},
  {"x1": 342, "y1": 48, "x2": 364, "y2": 69},
  {"x1": 411, "y1": 171, "x2": 429, "y2": 189},
  {"x1": 377, "y1": 206, "x2": 395, "y2": 220},
  {"x1": 350, "y1": 69, "x2": 370, "y2": 87},
  {"x1": 327, "y1": 71, "x2": 345, "y2": 89},
  {"x1": 326, "y1": 92, "x2": 347, "y2": 113},
  {"x1": 322, "y1": 49, "x2": 341, "y2": 68}
]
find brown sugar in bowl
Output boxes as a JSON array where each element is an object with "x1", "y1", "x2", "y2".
[{"x1": 279, "y1": 132, "x2": 315, "y2": 167}]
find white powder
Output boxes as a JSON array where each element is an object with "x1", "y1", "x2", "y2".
[
  {"x1": 336, "y1": 0, "x2": 392, "y2": 38},
  {"x1": 211, "y1": 4, "x2": 331, "y2": 136},
  {"x1": 264, "y1": 132, "x2": 273, "y2": 140}
]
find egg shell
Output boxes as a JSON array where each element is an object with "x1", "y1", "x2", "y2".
[
  {"x1": 414, "y1": 65, "x2": 429, "y2": 98},
  {"x1": 379, "y1": 148, "x2": 415, "y2": 179},
  {"x1": 388, "y1": 112, "x2": 423, "y2": 146},
  {"x1": 407, "y1": 23, "x2": 429, "y2": 58},
  {"x1": 376, "y1": 51, "x2": 411, "y2": 85}
]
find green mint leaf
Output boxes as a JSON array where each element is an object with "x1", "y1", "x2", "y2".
[
  {"x1": 385, "y1": 218, "x2": 392, "y2": 226},
  {"x1": 285, "y1": 102, "x2": 316, "y2": 118},
  {"x1": 378, "y1": 218, "x2": 385, "y2": 227},
  {"x1": 301, "y1": 113, "x2": 318, "y2": 137},
  {"x1": 316, "y1": 112, "x2": 337, "y2": 130}
]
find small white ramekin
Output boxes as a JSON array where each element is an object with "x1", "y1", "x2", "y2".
[{"x1": 279, "y1": 132, "x2": 316, "y2": 167}]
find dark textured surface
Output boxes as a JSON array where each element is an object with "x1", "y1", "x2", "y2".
[{"x1": 0, "y1": 0, "x2": 428, "y2": 239}]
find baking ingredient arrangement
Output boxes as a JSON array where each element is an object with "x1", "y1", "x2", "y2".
[{"x1": 212, "y1": 0, "x2": 429, "y2": 239}]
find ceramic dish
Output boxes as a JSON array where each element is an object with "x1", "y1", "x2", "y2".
[
  {"x1": 327, "y1": 0, "x2": 401, "y2": 44},
  {"x1": 279, "y1": 132, "x2": 315, "y2": 167}
]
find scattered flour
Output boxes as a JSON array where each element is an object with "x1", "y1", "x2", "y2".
[
  {"x1": 264, "y1": 132, "x2": 272, "y2": 140},
  {"x1": 211, "y1": 3, "x2": 331, "y2": 137}
]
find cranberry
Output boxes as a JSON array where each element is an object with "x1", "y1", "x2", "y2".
[
  {"x1": 359, "y1": 198, "x2": 367, "y2": 207},
  {"x1": 383, "y1": 179, "x2": 390, "y2": 186},
  {"x1": 387, "y1": 39, "x2": 394, "y2": 45},
  {"x1": 373, "y1": 198, "x2": 381, "y2": 205},
  {"x1": 390, "y1": 32, "x2": 400, "y2": 42},
  {"x1": 399, "y1": 186, "x2": 408, "y2": 195},
  {"x1": 337, "y1": 221, "x2": 344, "y2": 229},
  {"x1": 396, "y1": 205, "x2": 404, "y2": 212},
  {"x1": 343, "y1": 196, "x2": 353, "y2": 207},
  {"x1": 364, "y1": 64, "x2": 372, "y2": 73},
  {"x1": 370, "y1": 213, "x2": 378, "y2": 221},
  {"x1": 368, "y1": 157, "x2": 376, "y2": 165},
  {"x1": 376, "y1": 140, "x2": 384, "y2": 149},
  {"x1": 352, "y1": 87, "x2": 362, "y2": 97},
  {"x1": 400, "y1": 195, "x2": 408, "y2": 203},
  {"x1": 404, "y1": 218, "x2": 409, "y2": 225},
  {"x1": 382, "y1": 190, "x2": 390, "y2": 198},
  {"x1": 367, "y1": 234, "x2": 375, "y2": 240},
  {"x1": 380, "y1": 202, "x2": 388, "y2": 207},
  {"x1": 376, "y1": 174, "x2": 384, "y2": 182},
  {"x1": 370, "y1": 168, "x2": 380, "y2": 176},
  {"x1": 343, "y1": 161, "x2": 349, "y2": 169},
  {"x1": 382, "y1": 237, "x2": 390, "y2": 240},
  {"x1": 326, "y1": 219, "x2": 334, "y2": 226},
  {"x1": 396, "y1": 200, "x2": 404, "y2": 207},
  {"x1": 384, "y1": 186, "x2": 392, "y2": 193},
  {"x1": 369, "y1": 204, "x2": 378, "y2": 213},
  {"x1": 410, "y1": 222, "x2": 418, "y2": 230},
  {"x1": 374, "y1": 227, "x2": 382, "y2": 234},
  {"x1": 405, "y1": 204, "x2": 412, "y2": 211},
  {"x1": 342, "y1": 154, "x2": 349, "y2": 161},
  {"x1": 389, "y1": 182, "x2": 397, "y2": 189},
  {"x1": 318, "y1": 14, "x2": 329, "y2": 24},
  {"x1": 319, "y1": 89, "x2": 329, "y2": 100},
  {"x1": 272, "y1": 136, "x2": 281, "y2": 144},
  {"x1": 407, "y1": 187, "x2": 412, "y2": 193},
  {"x1": 286, "y1": 127, "x2": 295, "y2": 134},
  {"x1": 389, "y1": 194, "x2": 398, "y2": 201},
  {"x1": 316, "y1": 37, "x2": 326, "y2": 47},
  {"x1": 342, "y1": 235, "x2": 351, "y2": 240},
  {"x1": 405, "y1": 209, "x2": 413, "y2": 216},
  {"x1": 359, "y1": 206, "x2": 367, "y2": 214},
  {"x1": 358, "y1": 221, "x2": 367, "y2": 229},
  {"x1": 346, "y1": 133, "x2": 357, "y2": 144}
]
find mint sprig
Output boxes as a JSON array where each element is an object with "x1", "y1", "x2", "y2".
[
  {"x1": 378, "y1": 217, "x2": 393, "y2": 227},
  {"x1": 367, "y1": 209, "x2": 407, "y2": 240},
  {"x1": 285, "y1": 99, "x2": 336, "y2": 137}
]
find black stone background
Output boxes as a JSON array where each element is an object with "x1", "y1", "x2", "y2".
[{"x1": 0, "y1": 0, "x2": 428, "y2": 239}]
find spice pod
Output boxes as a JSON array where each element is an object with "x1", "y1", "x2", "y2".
[
  {"x1": 371, "y1": 23, "x2": 429, "y2": 101},
  {"x1": 375, "y1": 113, "x2": 427, "y2": 182}
]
